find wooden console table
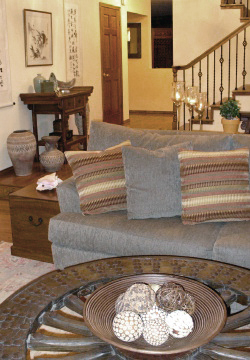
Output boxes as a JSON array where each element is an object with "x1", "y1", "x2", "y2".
[{"x1": 20, "y1": 86, "x2": 93, "y2": 160}]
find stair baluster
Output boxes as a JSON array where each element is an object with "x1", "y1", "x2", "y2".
[
  {"x1": 228, "y1": 39, "x2": 231, "y2": 99},
  {"x1": 236, "y1": 34, "x2": 238, "y2": 90},
  {"x1": 220, "y1": 45, "x2": 224, "y2": 104},
  {"x1": 213, "y1": 51, "x2": 216, "y2": 105},
  {"x1": 242, "y1": 28, "x2": 247, "y2": 90},
  {"x1": 183, "y1": 69, "x2": 186, "y2": 130},
  {"x1": 206, "y1": 55, "x2": 209, "y2": 119}
]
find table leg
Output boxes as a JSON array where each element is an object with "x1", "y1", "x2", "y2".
[{"x1": 31, "y1": 106, "x2": 39, "y2": 161}]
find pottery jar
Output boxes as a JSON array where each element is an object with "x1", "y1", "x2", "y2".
[
  {"x1": 40, "y1": 136, "x2": 65, "y2": 172},
  {"x1": 7, "y1": 130, "x2": 36, "y2": 176}
]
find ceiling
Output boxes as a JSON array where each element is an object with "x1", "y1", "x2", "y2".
[{"x1": 151, "y1": 0, "x2": 172, "y2": 17}]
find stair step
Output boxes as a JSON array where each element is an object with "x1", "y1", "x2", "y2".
[
  {"x1": 189, "y1": 118, "x2": 214, "y2": 125},
  {"x1": 233, "y1": 84, "x2": 250, "y2": 95}
]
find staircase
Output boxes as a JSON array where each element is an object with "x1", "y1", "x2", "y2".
[{"x1": 172, "y1": 0, "x2": 250, "y2": 132}]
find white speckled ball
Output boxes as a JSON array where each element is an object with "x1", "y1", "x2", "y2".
[
  {"x1": 166, "y1": 310, "x2": 194, "y2": 338},
  {"x1": 143, "y1": 318, "x2": 169, "y2": 346},
  {"x1": 122, "y1": 283, "x2": 155, "y2": 314},
  {"x1": 112, "y1": 311, "x2": 143, "y2": 342},
  {"x1": 140, "y1": 304, "x2": 168, "y2": 325}
]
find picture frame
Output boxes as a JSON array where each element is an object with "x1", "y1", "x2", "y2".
[{"x1": 24, "y1": 9, "x2": 53, "y2": 67}]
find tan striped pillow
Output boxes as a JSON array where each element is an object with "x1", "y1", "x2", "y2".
[
  {"x1": 178, "y1": 148, "x2": 250, "y2": 225},
  {"x1": 65, "y1": 141, "x2": 131, "y2": 215}
]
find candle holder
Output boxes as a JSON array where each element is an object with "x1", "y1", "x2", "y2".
[
  {"x1": 185, "y1": 86, "x2": 198, "y2": 131},
  {"x1": 171, "y1": 81, "x2": 185, "y2": 130},
  {"x1": 194, "y1": 92, "x2": 208, "y2": 131}
]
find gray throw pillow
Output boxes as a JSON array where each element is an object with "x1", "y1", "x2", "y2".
[
  {"x1": 88, "y1": 121, "x2": 232, "y2": 152},
  {"x1": 122, "y1": 142, "x2": 193, "y2": 219}
]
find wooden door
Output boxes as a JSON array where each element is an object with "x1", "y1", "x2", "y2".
[{"x1": 100, "y1": 4, "x2": 123, "y2": 125}]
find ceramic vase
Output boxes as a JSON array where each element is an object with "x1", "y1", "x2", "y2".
[
  {"x1": 33, "y1": 74, "x2": 45, "y2": 93},
  {"x1": 7, "y1": 130, "x2": 36, "y2": 176},
  {"x1": 40, "y1": 136, "x2": 65, "y2": 172},
  {"x1": 221, "y1": 117, "x2": 240, "y2": 134}
]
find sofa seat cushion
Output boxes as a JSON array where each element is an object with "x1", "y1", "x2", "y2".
[
  {"x1": 213, "y1": 222, "x2": 250, "y2": 269},
  {"x1": 49, "y1": 211, "x2": 223, "y2": 259}
]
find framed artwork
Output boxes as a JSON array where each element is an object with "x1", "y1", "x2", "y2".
[{"x1": 24, "y1": 9, "x2": 53, "y2": 66}]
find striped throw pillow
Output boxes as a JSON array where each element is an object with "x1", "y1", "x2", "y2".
[
  {"x1": 65, "y1": 141, "x2": 131, "y2": 215},
  {"x1": 178, "y1": 148, "x2": 250, "y2": 225}
]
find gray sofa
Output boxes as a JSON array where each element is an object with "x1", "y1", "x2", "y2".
[{"x1": 49, "y1": 121, "x2": 250, "y2": 269}]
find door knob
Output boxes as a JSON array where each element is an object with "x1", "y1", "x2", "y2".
[{"x1": 103, "y1": 73, "x2": 110, "y2": 77}]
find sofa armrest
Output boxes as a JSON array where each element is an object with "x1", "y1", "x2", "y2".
[{"x1": 56, "y1": 177, "x2": 81, "y2": 213}]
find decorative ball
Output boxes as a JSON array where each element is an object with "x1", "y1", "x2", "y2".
[
  {"x1": 166, "y1": 310, "x2": 194, "y2": 338},
  {"x1": 181, "y1": 292, "x2": 196, "y2": 315},
  {"x1": 156, "y1": 282, "x2": 186, "y2": 312},
  {"x1": 140, "y1": 304, "x2": 168, "y2": 325},
  {"x1": 115, "y1": 293, "x2": 132, "y2": 314},
  {"x1": 112, "y1": 311, "x2": 143, "y2": 342},
  {"x1": 149, "y1": 283, "x2": 161, "y2": 293},
  {"x1": 123, "y1": 283, "x2": 155, "y2": 314},
  {"x1": 143, "y1": 319, "x2": 169, "y2": 346}
]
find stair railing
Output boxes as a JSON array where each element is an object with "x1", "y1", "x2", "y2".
[{"x1": 172, "y1": 20, "x2": 250, "y2": 130}]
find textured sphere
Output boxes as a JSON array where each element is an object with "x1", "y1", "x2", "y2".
[
  {"x1": 115, "y1": 293, "x2": 132, "y2": 314},
  {"x1": 140, "y1": 304, "x2": 168, "y2": 325},
  {"x1": 156, "y1": 282, "x2": 186, "y2": 312},
  {"x1": 112, "y1": 311, "x2": 143, "y2": 342},
  {"x1": 181, "y1": 292, "x2": 196, "y2": 315},
  {"x1": 143, "y1": 319, "x2": 169, "y2": 346},
  {"x1": 166, "y1": 310, "x2": 194, "y2": 338},
  {"x1": 122, "y1": 283, "x2": 155, "y2": 314}
]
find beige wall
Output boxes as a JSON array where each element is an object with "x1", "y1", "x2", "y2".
[
  {"x1": 0, "y1": 0, "x2": 152, "y2": 171},
  {"x1": 128, "y1": 12, "x2": 173, "y2": 112},
  {"x1": 173, "y1": 0, "x2": 241, "y2": 66}
]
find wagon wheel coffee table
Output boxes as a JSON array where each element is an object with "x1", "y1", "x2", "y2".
[{"x1": 0, "y1": 255, "x2": 250, "y2": 359}]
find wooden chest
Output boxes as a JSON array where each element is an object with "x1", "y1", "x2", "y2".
[{"x1": 9, "y1": 183, "x2": 60, "y2": 263}]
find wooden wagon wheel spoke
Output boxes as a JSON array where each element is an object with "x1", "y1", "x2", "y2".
[
  {"x1": 201, "y1": 343, "x2": 250, "y2": 359},
  {"x1": 40, "y1": 311, "x2": 92, "y2": 336},
  {"x1": 212, "y1": 331, "x2": 250, "y2": 347},
  {"x1": 222, "y1": 306, "x2": 250, "y2": 332},
  {"x1": 216, "y1": 288, "x2": 238, "y2": 306},
  {"x1": 35, "y1": 346, "x2": 116, "y2": 359},
  {"x1": 60, "y1": 295, "x2": 84, "y2": 315},
  {"x1": 27, "y1": 333, "x2": 106, "y2": 352}
]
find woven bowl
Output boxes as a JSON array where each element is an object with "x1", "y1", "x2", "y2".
[{"x1": 83, "y1": 274, "x2": 227, "y2": 357}]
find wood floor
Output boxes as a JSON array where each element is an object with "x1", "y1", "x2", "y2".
[{"x1": 0, "y1": 113, "x2": 173, "y2": 244}]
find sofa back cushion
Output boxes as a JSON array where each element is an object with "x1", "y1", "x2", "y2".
[
  {"x1": 122, "y1": 142, "x2": 192, "y2": 219},
  {"x1": 88, "y1": 121, "x2": 232, "y2": 152}
]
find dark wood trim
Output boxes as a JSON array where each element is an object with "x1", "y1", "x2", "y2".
[
  {"x1": 129, "y1": 110, "x2": 173, "y2": 115},
  {"x1": 123, "y1": 118, "x2": 130, "y2": 125}
]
